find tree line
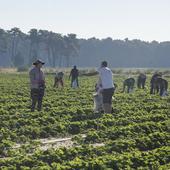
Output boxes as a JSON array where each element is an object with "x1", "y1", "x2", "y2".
[
  {"x1": 0, "y1": 27, "x2": 170, "y2": 68},
  {"x1": 0, "y1": 28, "x2": 79, "y2": 67}
]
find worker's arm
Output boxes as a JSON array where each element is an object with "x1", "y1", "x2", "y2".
[{"x1": 69, "y1": 70, "x2": 72, "y2": 80}]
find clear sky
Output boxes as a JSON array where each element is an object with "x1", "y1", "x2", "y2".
[{"x1": 0, "y1": 0, "x2": 170, "y2": 42}]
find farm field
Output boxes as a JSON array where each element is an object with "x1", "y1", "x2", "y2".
[{"x1": 0, "y1": 71, "x2": 170, "y2": 169}]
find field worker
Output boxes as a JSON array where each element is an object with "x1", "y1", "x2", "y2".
[
  {"x1": 54, "y1": 72, "x2": 64, "y2": 88},
  {"x1": 29, "y1": 59, "x2": 45, "y2": 112},
  {"x1": 98, "y1": 61, "x2": 115, "y2": 113},
  {"x1": 123, "y1": 77, "x2": 135, "y2": 93},
  {"x1": 150, "y1": 72, "x2": 162, "y2": 94},
  {"x1": 156, "y1": 77, "x2": 168, "y2": 96},
  {"x1": 137, "y1": 73, "x2": 146, "y2": 89},
  {"x1": 69, "y1": 65, "x2": 79, "y2": 88}
]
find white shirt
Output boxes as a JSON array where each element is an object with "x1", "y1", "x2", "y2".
[{"x1": 98, "y1": 67, "x2": 114, "y2": 89}]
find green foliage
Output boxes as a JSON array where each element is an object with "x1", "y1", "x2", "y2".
[{"x1": 0, "y1": 73, "x2": 170, "y2": 169}]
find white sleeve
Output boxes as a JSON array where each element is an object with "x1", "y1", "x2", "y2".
[{"x1": 110, "y1": 69, "x2": 113, "y2": 75}]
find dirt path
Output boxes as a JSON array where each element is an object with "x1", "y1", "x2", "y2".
[
  {"x1": 0, "y1": 134, "x2": 104, "y2": 160},
  {"x1": 37, "y1": 134, "x2": 87, "y2": 150},
  {"x1": 13, "y1": 134, "x2": 87, "y2": 150}
]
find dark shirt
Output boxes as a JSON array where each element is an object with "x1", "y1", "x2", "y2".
[
  {"x1": 151, "y1": 73, "x2": 161, "y2": 83},
  {"x1": 70, "y1": 68, "x2": 79, "y2": 79}
]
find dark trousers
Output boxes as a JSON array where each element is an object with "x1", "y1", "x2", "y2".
[
  {"x1": 71, "y1": 77, "x2": 79, "y2": 87},
  {"x1": 159, "y1": 85, "x2": 165, "y2": 96},
  {"x1": 137, "y1": 80, "x2": 146, "y2": 89},
  {"x1": 31, "y1": 88, "x2": 44, "y2": 111},
  {"x1": 150, "y1": 84, "x2": 159, "y2": 94},
  {"x1": 102, "y1": 88, "x2": 115, "y2": 104}
]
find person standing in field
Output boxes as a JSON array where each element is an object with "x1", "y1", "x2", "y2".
[
  {"x1": 29, "y1": 59, "x2": 45, "y2": 112},
  {"x1": 69, "y1": 65, "x2": 79, "y2": 88},
  {"x1": 97, "y1": 61, "x2": 115, "y2": 113}
]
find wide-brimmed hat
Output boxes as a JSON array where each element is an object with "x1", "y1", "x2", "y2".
[{"x1": 33, "y1": 59, "x2": 45, "y2": 65}]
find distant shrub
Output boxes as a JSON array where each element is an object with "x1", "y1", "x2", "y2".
[
  {"x1": 17, "y1": 66, "x2": 29, "y2": 72},
  {"x1": 163, "y1": 70, "x2": 170, "y2": 75},
  {"x1": 79, "y1": 68, "x2": 98, "y2": 76},
  {"x1": 81, "y1": 71, "x2": 98, "y2": 76},
  {"x1": 112, "y1": 69, "x2": 123, "y2": 74}
]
